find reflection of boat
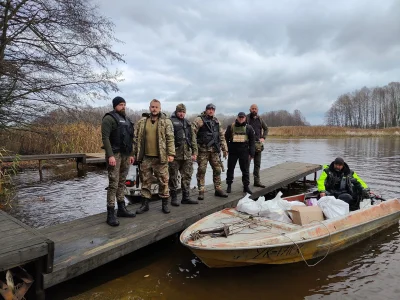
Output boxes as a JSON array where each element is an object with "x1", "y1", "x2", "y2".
[{"x1": 180, "y1": 193, "x2": 400, "y2": 268}]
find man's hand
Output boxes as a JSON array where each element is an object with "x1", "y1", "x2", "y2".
[
  {"x1": 108, "y1": 156, "x2": 116, "y2": 166},
  {"x1": 168, "y1": 156, "x2": 174, "y2": 162},
  {"x1": 260, "y1": 138, "x2": 265, "y2": 143},
  {"x1": 319, "y1": 192, "x2": 326, "y2": 197},
  {"x1": 223, "y1": 151, "x2": 228, "y2": 159},
  {"x1": 362, "y1": 188, "x2": 371, "y2": 198},
  {"x1": 192, "y1": 154, "x2": 197, "y2": 161},
  {"x1": 129, "y1": 156, "x2": 135, "y2": 164}
]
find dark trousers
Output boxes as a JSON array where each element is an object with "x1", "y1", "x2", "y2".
[
  {"x1": 226, "y1": 151, "x2": 250, "y2": 186},
  {"x1": 333, "y1": 192, "x2": 359, "y2": 211},
  {"x1": 251, "y1": 151, "x2": 262, "y2": 184}
]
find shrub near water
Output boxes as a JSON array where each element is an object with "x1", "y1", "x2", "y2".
[{"x1": 0, "y1": 123, "x2": 102, "y2": 154}]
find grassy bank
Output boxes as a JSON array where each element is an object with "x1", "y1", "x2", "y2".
[
  {"x1": 269, "y1": 126, "x2": 400, "y2": 137},
  {"x1": 1, "y1": 124, "x2": 399, "y2": 155}
]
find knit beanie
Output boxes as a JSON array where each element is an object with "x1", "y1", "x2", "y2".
[{"x1": 112, "y1": 96, "x2": 126, "y2": 108}]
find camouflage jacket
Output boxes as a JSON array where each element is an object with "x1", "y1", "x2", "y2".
[
  {"x1": 170, "y1": 112, "x2": 198, "y2": 160},
  {"x1": 133, "y1": 112, "x2": 175, "y2": 163},
  {"x1": 192, "y1": 112, "x2": 227, "y2": 153}
]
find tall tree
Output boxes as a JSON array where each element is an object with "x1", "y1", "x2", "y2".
[{"x1": 0, "y1": 0, "x2": 124, "y2": 128}]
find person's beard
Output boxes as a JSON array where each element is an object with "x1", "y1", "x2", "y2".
[
  {"x1": 151, "y1": 110, "x2": 159, "y2": 116},
  {"x1": 117, "y1": 109, "x2": 126, "y2": 116},
  {"x1": 250, "y1": 111, "x2": 257, "y2": 117}
]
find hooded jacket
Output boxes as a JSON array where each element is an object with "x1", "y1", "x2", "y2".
[
  {"x1": 317, "y1": 161, "x2": 368, "y2": 194},
  {"x1": 133, "y1": 112, "x2": 175, "y2": 163}
]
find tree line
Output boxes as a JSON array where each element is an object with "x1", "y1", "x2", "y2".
[
  {"x1": 325, "y1": 82, "x2": 400, "y2": 128},
  {"x1": 35, "y1": 106, "x2": 310, "y2": 128}
]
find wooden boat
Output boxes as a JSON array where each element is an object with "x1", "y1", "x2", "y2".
[{"x1": 180, "y1": 194, "x2": 400, "y2": 268}]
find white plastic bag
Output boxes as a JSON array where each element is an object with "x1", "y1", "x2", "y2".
[
  {"x1": 259, "y1": 192, "x2": 295, "y2": 223},
  {"x1": 317, "y1": 196, "x2": 349, "y2": 219},
  {"x1": 236, "y1": 193, "x2": 264, "y2": 215}
]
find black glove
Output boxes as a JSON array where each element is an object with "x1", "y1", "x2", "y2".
[{"x1": 362, "y1": 188, "x2": 371, "y2": 198}]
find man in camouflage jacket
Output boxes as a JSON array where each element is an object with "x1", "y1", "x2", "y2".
[
  {"x1": 168, "y1": 103, "x2": 199, "y2": 206},
  {"x1": 133, "y1": 99, "x2": 175, "y2": 214},
  {"x1": 193, "y1": 103, "x2": 229, "y2": 200}
]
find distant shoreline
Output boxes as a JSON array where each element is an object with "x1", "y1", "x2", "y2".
[{"x1": 268, "y1": 126, "x2": 400, "y2": 137}]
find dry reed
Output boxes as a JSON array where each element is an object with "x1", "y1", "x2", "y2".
[{"x1": 1, "y1": 124, "x2": 399, "y2": 155}]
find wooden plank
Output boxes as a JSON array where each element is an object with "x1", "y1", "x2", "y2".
[
  {"x1": 0, "y1": 243, "x2": 49, "y2": 272},
  {"x1": 0, "y1": 210, "x2": 54, "y2": 273},
  {"x1": 249, "y1": 162, "x2": 321, "y2": 199},
  {"x1": 1, "y1": 153, "x2": 86, "y2": 162},
  {"x1": 39, "y1": 161, "x2": 320, "y2": 288}
]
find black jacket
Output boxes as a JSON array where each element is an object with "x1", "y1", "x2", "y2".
[{"x1": 224, "y1": 120, "x2": 256, "y2": 157}]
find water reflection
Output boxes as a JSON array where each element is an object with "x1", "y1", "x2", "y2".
[{"x1": 4, "y1": 137, "x2": 400, "y2": 299}]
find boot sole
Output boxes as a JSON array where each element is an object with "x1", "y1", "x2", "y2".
[
  {"x1": 117, "y1": 214, "x2": 136, "y2": 218},
  {"x1": 107, "y1": 221, "x2": 120, "y2": 227}
]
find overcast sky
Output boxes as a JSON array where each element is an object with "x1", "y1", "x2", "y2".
[{"x1": 96, "y1": 0, "x2": 400, "y2": 125}]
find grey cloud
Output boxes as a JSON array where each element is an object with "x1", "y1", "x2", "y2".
[{"x1": 97, "y1": 0, "x2": 400, "y2": 124}]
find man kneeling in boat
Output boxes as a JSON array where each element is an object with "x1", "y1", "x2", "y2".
[{"x1": 317, "y1": 157, "x2": 370, "y2": 211}]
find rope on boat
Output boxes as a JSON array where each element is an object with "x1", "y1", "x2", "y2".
[
  {"x1": 280, "y1": 220, "x2": 332, "y2": 267},
  {"x1": 187, "y1": 215, "x2": 333, "y2": 267}
]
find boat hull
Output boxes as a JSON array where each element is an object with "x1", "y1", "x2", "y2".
[{"x1": 181, "y1": 198, "x2": 400, "y2": 268}]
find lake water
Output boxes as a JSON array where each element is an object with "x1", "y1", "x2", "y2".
[{"x1": 5, "y1": 137, "x2": 400, "y2": 299}]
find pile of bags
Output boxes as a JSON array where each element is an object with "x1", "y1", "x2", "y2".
[{"x1": 236, "y1": 192, "x2": 350, "y2": 223}]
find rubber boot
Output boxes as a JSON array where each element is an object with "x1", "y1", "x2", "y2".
[
  {"x1": 170, "y1": 190, "x2": 180, "y2": 207},
  {"x1": 162, "y1": 198, "x2": 170, "y2": 214},
  {"x1": 254, "y1": 181, "x2": 266, "y2": 188},
  {"x1": 136, "y1": 198, "x2": 149, "y2": 214},
  {"x1": 106, "y1": 207, "x2": 119, "y2": 227},
  {"x1": 215, "y1": 188, "x2": 228, "y2": 198},
  {"x1": 226, "y1": 184, "x2": 232, "y2": 193},
  {"x1": 117, "y1": 201, "x2": 136, "y2": 217},
  {"x1": 243, "y1": 185, "x2": 253, "y2": 194},
  {"x1": 198, "y1": 191, "x2": 204, "y2": 200},
  {"x1": 181, "y1": 189, "x2": 198, "y2": 204}
]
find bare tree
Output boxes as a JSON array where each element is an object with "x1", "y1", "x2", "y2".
[{"x1": 0, "y1": 0, "x2": 124, "y2": 129}]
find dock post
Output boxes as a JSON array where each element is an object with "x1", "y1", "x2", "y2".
[
  {"x1": 35, "y1": 259, "x2": 45, "y2": 300},
  {"x1": 38, "y1": 160, "x2": 43, "y2": 181}
]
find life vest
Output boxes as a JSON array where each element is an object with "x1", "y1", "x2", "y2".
[
  {"x1": 170, "y1": 114, "x2": 192, "y2": 148},
  {"x1": 197, "y1": 116, "x2": 221, "y2": 150},
  {"x1": 104, "y1": 111, "x2": 134, "y2": 154},
  {"x1": 231, "y1": 122, "x2": 248, "y2": 143},
  {"x1": 324, "y1": 167, "x2": 355, "y2": 195}
]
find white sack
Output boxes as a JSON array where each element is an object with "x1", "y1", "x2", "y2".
[{"x1": 317, "y1": 196, "x2": 349, "y2": 219}]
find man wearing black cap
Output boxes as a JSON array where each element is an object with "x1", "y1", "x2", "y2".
[
  {"x1": 101, "y1": 96, "x2": 136, "y2": 226},
  {"x1": 317, "y1": 157, "x2": 370, "y2": 211},
  {"x1": 224, "y1": 112, "x2": 256, "y2": 194},
  {"x1": 193, "y1": 103, "x2": 229, "y2": 199}
]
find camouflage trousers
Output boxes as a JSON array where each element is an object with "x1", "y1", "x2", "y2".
[
  {"x1": 140, "y1": 156, "x2": 169, "y2": 199},
  {"x1": 107, "y1": 153, "x2": 130, "y2": 207},
  {"x1": 196, "y1": 151, "x2": 222, "y2": 192},
  {"x1": 169, "y1": 159, "x2": 193, "y2": 192}
]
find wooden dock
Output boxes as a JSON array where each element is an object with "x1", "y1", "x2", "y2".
[
  {"x1": 0, "y1": 211, "x2": 54, "y2": 299},
  {"x1": 36, "y1": 161, "x2": 321, "y2": 290}
]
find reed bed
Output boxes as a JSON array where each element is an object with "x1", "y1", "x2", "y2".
[
  {"x1": 0, "y1": 123, "x2": 102, "y2": 155},
  {"x1": 1, "y1": 124, "x2": 400, "y2": 155},
  {"x1": 269, "y1": 126, "x2": 400, "y2": 137}
]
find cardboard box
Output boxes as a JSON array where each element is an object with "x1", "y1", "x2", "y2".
[{"x1": 289, "y1": 205, "x2": 324, "y2": 225}]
